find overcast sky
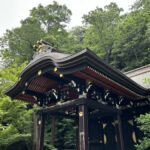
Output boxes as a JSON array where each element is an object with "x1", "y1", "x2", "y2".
[{"x1": 0, "y1": 0, "x2": 136, "y2": 37}]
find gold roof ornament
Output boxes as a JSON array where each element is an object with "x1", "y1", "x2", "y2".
[
  {"x1": 32, "y1": 40, "x2": 69, "y2": 60},
  {"x1": 34, "y1": 40, "x2": 54, "y2": 54}
]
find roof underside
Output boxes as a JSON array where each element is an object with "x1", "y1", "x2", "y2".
[{"x1": 5, "y1": 49, "x2": 150, "y2": 108}]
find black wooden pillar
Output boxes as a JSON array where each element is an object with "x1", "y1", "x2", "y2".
[
  {"x1": 33, "y1": 112, "x2": 45, "y2": 150},
  {"x1": 78, "y1": 104, "x2": 89, "y2": 150},
  {"x1": 51, "y1": 116, "x2": 56, "y2": 146},
  {"x1": 76, "y1": 120, "x2": 79, "y2": 150},
  {"x1": 115, "y1": 113, "x2": 125, "y2": 150}
]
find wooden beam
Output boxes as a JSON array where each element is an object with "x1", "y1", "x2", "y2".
[
  {"x1": 48, "y1": 112, "x2": 78, "y2": 120},
  {"x1": 122, "y1": 105, "x2": 150, "y2": 116},
  {"x1": 89, "y1": 111, "x2": 116, "y2": 119},
  {"x1": 33, "y1": 112, "x2": 45, "y2": 150},
  {"x1": 86, "y1": 99, "x2": 120, "y2": 113},
  {"x1": 38, "y1": 98, "x2": 86, "y2": 115},
  {"x1": 78, "y1": 104, "x2": 89, "y2": 150},
  {"x1": 38, "y1": 98, "x2": 120, "y2": 115}
]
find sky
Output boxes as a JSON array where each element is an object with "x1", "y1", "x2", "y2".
[{"x1": 0, "y1": 0, "x2": 136, "y2": 37}]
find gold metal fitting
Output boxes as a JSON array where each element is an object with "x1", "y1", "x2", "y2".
[
  {"x1": 54, "y1": 67, "x2": 58, "y2": 72},
  {"x1": 38, "y1": 70, "x2": 42, "y2": 76},
  {"x1": 59, "y1": 74, "x2": 63, "y2": 78},
  {"x1": 79, "y1": 112, "x2": 83, "y2": 117}
]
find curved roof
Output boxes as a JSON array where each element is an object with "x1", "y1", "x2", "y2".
[{"x1": 5, "y1": 48, "x2": 149, "y2": 105}]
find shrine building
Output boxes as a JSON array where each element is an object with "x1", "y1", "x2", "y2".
[{"x1": 5, "y1": 41, "x2": 150, "y2": 150}]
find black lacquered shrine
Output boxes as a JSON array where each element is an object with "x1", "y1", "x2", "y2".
[{"x1": 6, "y1": 41, "x2": 150, "y2": 150}]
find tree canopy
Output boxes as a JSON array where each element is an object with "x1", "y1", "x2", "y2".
[
  {"x1": 83, "y1": 2, "x2": 123, "y2": 63},
  {"x1": 0, "y1": 1, "x2": 72, "y2": 65}
]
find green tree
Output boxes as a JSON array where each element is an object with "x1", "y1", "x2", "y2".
[
  {"x1": 112, "y1": 11, "x2": 150, "y2": 71},
  {"x1": 136, "y1": 77, "x2": 150, "y2": 150},
  {"x1": 0, "y1": 1, "x2": 72, "y2": 65},
  {"x1": 83, "y1": 3, "x2": 123, "y2": 63},
  {"x1": 29, "y1": 1, "x2": 72, "y2": 49},
  {"x1": 0, "y1": 63, "x2": 33, "y2": 150},
  {"x1": 136, "y1": 113, "x2": 150, "y2": 150},
  {"x1": 132, "y1": 0, "x2": 150, "y2": 11},
  {"x1": 1, "y1": 19, "x2": 45, "y2": 65},
  {"x1": 0, "y1": 63, "x2": 59, "y2": 150},
  {"x1": 62, "y1": 26, "x2": 86, "y2": 52},
  {"x1": 111, "y1": 0, "x2": 150, "y2": 71},
  {"x1": 30, "y1": 1, "x2": 71, "y2": 33},
  {"x1": 54, "y1": 118, "x2": 76, "y2": 149}
]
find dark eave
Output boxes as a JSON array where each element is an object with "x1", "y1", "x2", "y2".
[{"x1": 5, "y1": 49, "x2": 149, "y2": 100}]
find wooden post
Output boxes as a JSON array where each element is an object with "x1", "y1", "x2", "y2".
[
  {"x1": 78, "y1": 104, "x2": 89, "y2": 150},
  {"x1": 115, "y1": 114, "x2": 125, "y2": 150},
  {"x1": 51, "y1": 116, "x2": 56, "y2": 146},
  {"x1": 33, "y1": 112, "x2": 45, "y2": 150},
  {"x1": 76, "y1": 119, "x2": 79, "y2": 150}
]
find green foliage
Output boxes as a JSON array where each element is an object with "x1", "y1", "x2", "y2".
[
  {"x1": 0, "y1": 133, "x2": 32, "y2": 150},
  {"x1": 136, "y1": 74, "x2": 150, "y2": 150},
  {"x1": 0, "y1": 62, "x2": 27, "y2": 93},
  {"x1": 112, "y1": 11, "x2": 150, "y2": 71},
  {"x1": 23, "y1": 1, "x2": 72, "y2": 51},
  {"x1": 111, "y1": 0, "x2": 150, "y2": 71},
  {"x1": 136, "y1": 113, "x2": 150, "y2": 150},
  {"x1": 55, "y1": 118, "x2": 76, "y2": 149},
  {"x1": 63, "y1": 26, "x2": 86, "y2": 52},
  {"x1": 43, "y1": 117, "x2": 76, "y2": 150},
  {"x1": 30, "y1": 1, "x2": 72, "y2": 33},
  {"x1": 0, "y1": 1, "x2": 72, "y2": 65},
  {"x1": 82, "y1": 1, "x2": 150, "y2": 71},
  {"x1": 0, "y1": 63, "x2": 33, "y2": 150},
  {"x1": 83, "y1": 3, "x2": 123, "y2": 63},
  {"x1": 1, "y1": 21, "x2": 45, "y2": 65},
  {"x1": 132, "y1": 0, "x2": 150, "y2": 11},
  {"x1": 44, "y1": 144, "x2": 57, "y2": 150},
  {"x1": 143, "y1": 77, "x2": 150, "y2": 85}
]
